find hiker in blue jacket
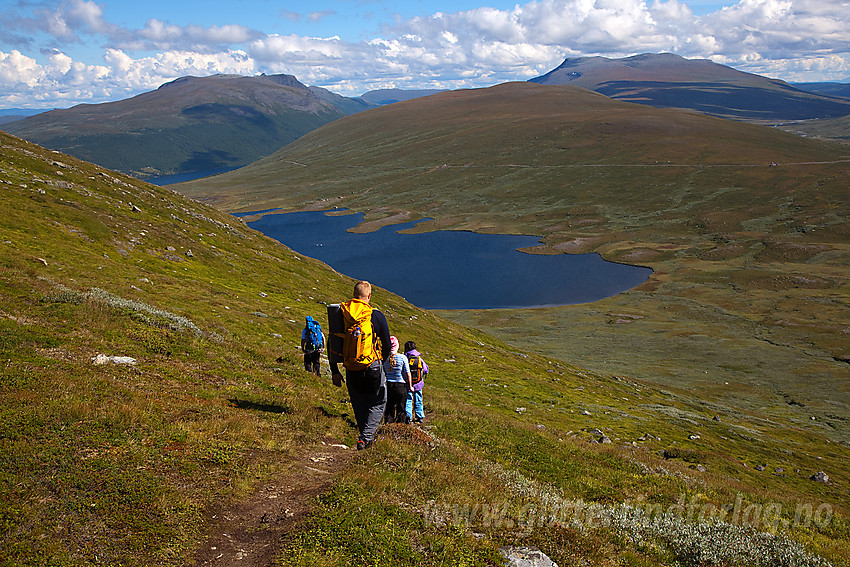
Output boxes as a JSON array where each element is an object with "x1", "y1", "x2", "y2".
[
  {"x1": 404, "y1": 340, "x2": 429, "y2": 423},
  {"x1": 301, "y1": 316, "x2": 324, "y2": 376},
  {"x1": 383, "y1": 336, "x2": 412, "y2": 423}
]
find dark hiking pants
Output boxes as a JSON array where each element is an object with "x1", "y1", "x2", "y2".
[
  {"x1": 345, "y1": 361, "x2": 387, "y2": 444},
  {"x1": 384, "y1": 381, "x2": 410, "y2": 423},
  {"x1": 303, "y1": 351, "x2": 320, "y2": 375}
]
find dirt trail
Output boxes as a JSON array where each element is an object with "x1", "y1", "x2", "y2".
[{"x1": 193, "y1": 442, "x2": 354, "y2": 567}]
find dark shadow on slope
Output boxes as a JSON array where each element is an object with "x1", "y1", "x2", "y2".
[
  {"x1": 180, "y1": 149, "x2": 243, "y2": 172},
  {"x1": 182, "y1": 103, "x2": 277, "y2": 132},
  {"x1": 228, "y1": 398, "x2": 292, "y2": 414},
  {"x1": 594, "y1": 81, "x2": 850, "y2": 120}
]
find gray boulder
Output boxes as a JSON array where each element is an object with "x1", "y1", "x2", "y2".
[
  {"x1": 500, "y1": 546, "x2": 558, "y2": 567},
  {"x1": 811, "y1": 471, "x2": 829, "y2": 483}
]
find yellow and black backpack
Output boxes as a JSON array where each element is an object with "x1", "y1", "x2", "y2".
[
  {"x1": 338, "y1": 299, "x2": 381, "y2": 370},
  {"x1": 408, "y1": 354, "x2": 424, "y2": 385}
]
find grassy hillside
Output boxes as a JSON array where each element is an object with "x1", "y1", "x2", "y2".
[
  {"x1": 2, "y1": 130, "x2": 849, "y2": 566},
  {"x1": 793, "y1": 84, "x2": 850, "y2": 100},
  {"x1": 177, "y1": 82, "x2": 850, "y2": 441},
  {"x1": 2, "y1": 74, "x2": 347, "y2": 179},
  {"x1": 781, "y1": 115, "x2": 850, "y2": 145}
]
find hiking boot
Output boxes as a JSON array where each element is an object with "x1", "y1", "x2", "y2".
[{"x1": 356, "y1": 439, "x2": 372, "y2": 451}]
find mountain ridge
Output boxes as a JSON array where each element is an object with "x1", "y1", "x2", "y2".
[
  {"x1": 5, "y1": 54, "x2": 849, "y2": 181},
  {"x1": 530, "y1": 53, "x2": 850, "y2": 121},
  {"x1": 2, "y1": 73, "x2": 365, "y2": 179}
]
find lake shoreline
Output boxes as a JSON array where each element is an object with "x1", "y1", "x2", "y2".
[{"x1": 240, "y1": 208, "x2": 653, "y2": 310}]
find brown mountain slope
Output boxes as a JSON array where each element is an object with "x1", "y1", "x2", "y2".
[
  {"x1": 530, "y1": 53, "x2": 850, "y2": 121},
  {"x1": 178, "y1": 80, "x2": 848, "y2": 205}
]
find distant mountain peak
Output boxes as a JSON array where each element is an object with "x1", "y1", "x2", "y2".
[
  {"x1": 534, "y1": 53, "x2": 731, "y2": 83},
  {"x1": 259, "y1": 73, "x2": 308, "y2": 89},
  {"x1": 530, "y1": 52, "x2": 850, "y2": 121},
  {"x1": 158, "y1": 76, "x2": 199, "y2": 89},
  {"x1": 157, "y1": 73, "x2": 308, "y2": 91},
  {"x1": 5, "y1": 72, "x2": 370, "y2": 179},
  {"x1": 624, "y1": 52, "x2": 690, "y2": 63}
]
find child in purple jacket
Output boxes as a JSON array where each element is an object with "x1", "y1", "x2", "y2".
[{"x1": 404, "y1": 340, "x2": 429, "y2": 423}]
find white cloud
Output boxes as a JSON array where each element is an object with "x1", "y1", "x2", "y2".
[
  {"x1": 151, "y1": 50, "x2": 255, "y2": 77},
  {"x1": 26, "y1": 0, "x2": 117, "y2": 42},
  {"x1": 0, "y1": 47, "x2": 257, "y2": 107},
  {"x1": 0, "y1": 50, "x2": 42, "y2": 89},
  {"x1": 307, "y1": 10, "x2": 336, "y2": 23},
  {"x1": 45, "y1": 50, "x2": 73, "y2": 75},
  {"x1": 249, "y1": 34, "x2": 348, "y2": 63},
  {"x1": 64, "y1": 0, "x2": 112, "y2": 34},
  {"x1": 388, "y1": 0, "x2": 678, "y2": 72},
  {"x1": 137, "y1": 19, "x2": 184, "y2": 43},
  {"x1": 191, "y1": 24, "x2": 256, "y2": 45},
  {"x1": 699, "y1": 0, "x2": 850, "y2": 57},
  {"x1": 40, "y1": 8, "x2": 78, "y2": 42},
  {"x1": 112, "y1": 19, "x2": 261, "y2": 52},
  {"x1": 0, "y1": 48, "x2": 116, "y2": 106},
  {"x1": 367, "y1": 0, "x2": 850, "y2": 86},
  {"x1": 466, "y1": 7, "x2": 526, "y2": 43},
  {"x1": 2, "y1": 0, "x2": 850, "y2": 107}
]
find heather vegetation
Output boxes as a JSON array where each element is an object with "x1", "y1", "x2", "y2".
[{"x1": 1, "y1": 90, "x2": 849, "y2": 567}]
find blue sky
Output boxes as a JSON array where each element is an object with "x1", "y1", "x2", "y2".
[{"x1": 1, "y1": 0, "x2": 849, "y2": 109}]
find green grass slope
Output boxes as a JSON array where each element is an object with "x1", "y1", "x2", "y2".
[
  {"x1": 2, "y1": 131, "x2": 849, "y2": 566},
  {"x1": 781, "y1": 115, "x2": 850, "y2": 145},
  {"x1": 2, "y1": 74, "x2": 347, "y2": 179},
  {"x1": 177, "y1": 81, "x2": 850, "y2": 444}
]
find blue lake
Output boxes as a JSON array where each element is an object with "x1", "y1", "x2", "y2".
[
  {"x1": 244, "y1": 210, "x2": 653, "y2": 310},
  {"x1": 147, "y1": 167, "x2": 240, "y2": 186}
]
